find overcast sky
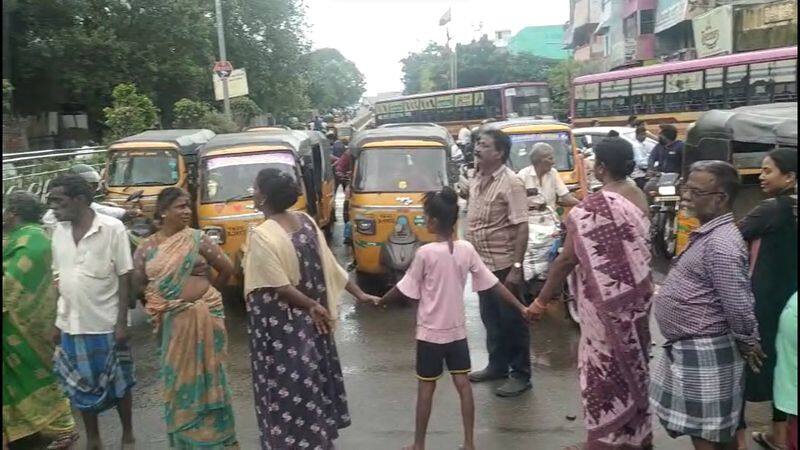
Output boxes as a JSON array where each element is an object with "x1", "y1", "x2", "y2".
[{"x1": 305, "y1": 0, "x2": 570, "y2": 97}]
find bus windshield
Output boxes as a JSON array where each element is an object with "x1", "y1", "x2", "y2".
[
  {"x1": 202, "y1": 152, "x2": 298, "y2": 203},
  {"x1": 353, "y1": 148, "x2": 448, "y2": 192},
  {"x1": 107, "y1": 149, "x2": 179, "y2": 186},
  {"x1": 507, "y1": 132, "x2": 574, "y2": 172}
]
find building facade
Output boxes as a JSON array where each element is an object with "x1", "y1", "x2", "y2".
[{"x1": 563, "y1": 0, "x2": 797, "y2": 73}]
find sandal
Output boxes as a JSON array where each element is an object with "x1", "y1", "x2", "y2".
[
  {"x1": 46, "y1": 431, "x2": 79, "y2": 450},
  {"x1": 753, "y1": 431, "x2": 786, "y2": 450}
]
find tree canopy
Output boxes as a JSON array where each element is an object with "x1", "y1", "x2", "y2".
[
  {"x1": 5, "y1": 0, "x2": 365, "y2": 139},
  {"x1": 303, "y1": 48, "x2": 366, "y2": 111},
  {"x1": 400, "y1": 36, "x2": 559, "y2": 95}
]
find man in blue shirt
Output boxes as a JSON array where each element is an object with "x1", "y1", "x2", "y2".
[{"x1": 647, "y1": 124, "x2": 684, "y2": 175}]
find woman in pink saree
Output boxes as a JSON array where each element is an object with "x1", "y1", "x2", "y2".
[{"x1": 529, "y1": 137, "x2": 654, "y2": 449}]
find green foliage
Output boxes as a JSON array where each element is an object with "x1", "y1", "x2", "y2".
[
  {"x1": 230, "y1": 96, "x2": 263, "y2": 128},
  {"x1": 173, "y1": 98, "x2": 212, "y2": 128},
  {"x1": 400, "y1": 36, "x2": 559, "y2": 95},
  {"x1": 303, "y1": 48, "x2": 366, "y2": 111},
  {"x1": 198, "y1": 111, "x2": 239, "y2": 134},
  {"x1": 8, "y1": 0, "x2": 319, "y2": 134},
  {"x1": 2, "y1": 79, "x2": 13, "y2": 114},
  {"x1": 102, "y1": 83, "x2": 159, "y2": 142}
]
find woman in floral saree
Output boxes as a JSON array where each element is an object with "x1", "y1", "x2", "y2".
[
  {"x1": 132, "y1": 188, "x2": 238, "y2": 449},
  {"x1": 3, "y1": 191, "x2": 78, "y2": 449},
  {"x1": 529, "y1": 137, "x2": 654, "y2": 450}
]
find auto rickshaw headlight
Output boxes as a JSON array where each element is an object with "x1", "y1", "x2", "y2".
[
  {"x1": 657, "y1": 186, "x2": 677, "y2": 196},
  {"x1": 203, "y1": 226, "x2": 226, "y2": 245},
  {"x1": 354, "y1": 219, "x2": 376, "y2": 235}
]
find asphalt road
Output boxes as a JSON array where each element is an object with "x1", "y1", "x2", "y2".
[{"x1": 18, "y1": 194, "x2": 771, "y2": 450}]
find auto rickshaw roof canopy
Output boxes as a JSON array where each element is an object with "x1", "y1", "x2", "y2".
[
  {"x1": 111, "y1": 129, "x2": 216, "y2": 156},
  {"x1": 350, "y1": 124, "x2": 454, "y2": 159},
  {"x1": 480, "y1": 117, "x2": 570, "y2": 133},
  {"x1": 686, "y1": 102, "x2": 797, "y2": 148},
  {"x1": 198, "y1": 130, "x2": 313, "y2": 159}
]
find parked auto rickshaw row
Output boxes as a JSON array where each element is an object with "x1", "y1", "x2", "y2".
[
  {"x1": 101, "y1": 127, "x2": 336, "y2": 285},
  {"x1": 105, "y1": 112, "x2": 710, "y2": 291}
]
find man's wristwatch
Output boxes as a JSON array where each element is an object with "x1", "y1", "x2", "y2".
[{"x1": 512, "y1": 262, "x2": 522, "y2": 270}]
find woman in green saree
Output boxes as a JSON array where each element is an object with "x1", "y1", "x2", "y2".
[{"x1": 3, "y1": 191, "x2": 78, "y2": 449}]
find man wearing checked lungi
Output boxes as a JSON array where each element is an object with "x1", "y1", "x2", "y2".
[
  {"x1": 650, "y1": 160, "x2": 766, "y2": 450},
  {"x1": 47, "y1": 174, "x2": 136, "y2": 450}
]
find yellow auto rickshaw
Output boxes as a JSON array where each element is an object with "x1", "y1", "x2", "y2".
[
  {"x1": 103, "y1": 129, "x2": 216, "y2": 220},
  {"x1": 673, "y1": 102, "x2": 797, "y2": 255},
  {"x1": 481, "y1": 118, "x2": 589, "y2": 210},
  {"x1": 196, "y1": 129, "x2": 335, "y2": 282},
  {"x1": 348, "y1": 124, "x2": 457, "y2": 285}
]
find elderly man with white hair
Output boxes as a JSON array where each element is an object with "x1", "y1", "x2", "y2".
[
  {"x1": 517, "y1": 142, "x2": 579, "y2": 212},
  {"x1": 516, "y1": 143, "x2": 579, "y2": 301}
]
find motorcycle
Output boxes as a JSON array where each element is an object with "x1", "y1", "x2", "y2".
[{"x1": 648, "y1": 173, "x2": 681, "y2": 260}]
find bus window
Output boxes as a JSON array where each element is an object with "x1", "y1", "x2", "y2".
[
  {"x1": 772, "y1": 59, "x2": 797, "y2": 102},
  {"x1": 749, "y1": 62, "x2": 774, "y2": 105},
  {"x1": 666, "y1": 71, "x2": 703, "y2": 112},
  {"x1": 725, "y1": 64, "x2": 748, "y2": 109},
  {"x1": 485, "y1": 90, "x2": 502, "y2": 118},
  {"x1": 705, "y1": 67, "x2": 725, "y2": 110},
  {"x1": 631, "y1": 75, "x2": 664, "y2": 114},
  {"x1": 585, "y1": 99, "x2": 601, "y2": 117}
]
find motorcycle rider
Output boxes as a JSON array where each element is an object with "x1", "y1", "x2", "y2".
[
  {"x1": 643, "y1": 124, "x2": 684, "y2": 201},
  {"x1": 42, "y1": 164, "x2": 141, "y2": 232}
]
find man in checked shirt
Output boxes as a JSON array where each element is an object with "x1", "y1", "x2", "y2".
[{"x1": 650, "y1": 161, "x2": 766, "y2": 450}]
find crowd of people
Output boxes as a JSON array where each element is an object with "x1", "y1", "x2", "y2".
[{"x1": 1, "y1": 125, "x2": 797, "y2": 450}]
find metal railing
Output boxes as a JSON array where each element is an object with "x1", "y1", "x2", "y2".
[{"x1": 3, "y1": 146, "x2": 108, "y2": 201}]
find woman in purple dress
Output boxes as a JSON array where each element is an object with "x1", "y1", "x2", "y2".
[{"x1": 242, "y1": 168, "x2": 378, "y2": 450}]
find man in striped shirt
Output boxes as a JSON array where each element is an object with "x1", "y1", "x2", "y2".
[
  {"x1": 651, "y1": 161, "x2": 765, "y2": 450},
  {"x1": 465, "y1": 128, "x2": 531, "y2": 397}
]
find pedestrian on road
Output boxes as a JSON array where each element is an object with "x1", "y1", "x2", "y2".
[
  {"x1": 773, "y1": 292, "x2": 797, "y2": 450},
  {"x1": 528, "y1": 137, "x2": 654, "y2": 449},
  {"x1": 650, "y1": 161, "x2": 764, "y2": 450},
  {"x1": 631, "y1": 126, "x2": 656, "y2": 190},
  {"x1": 131, "y1": 187, "x2": 239, "y2": 449},
  {"x1": 47, "y1": 174, "x2": 137, "y2": 450},
  {"x1": 3, "y1": 191, "x2": 79, "y2": 449},
  {"x1": 374, "y1": 187, "x2": 529, "y2": 450},
  {"x1": 242, "y1": 168, "x2": 378, "y2": 449},
  {"x1": 464, "y1": 128, "x2": 532, "y2": 397},
  {"x1": 736, "y1": 148, "x2": 797, "y2": 450}
]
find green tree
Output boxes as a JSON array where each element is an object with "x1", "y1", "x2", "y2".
[
  {"x1": 198, "y1": 112, "x2": 239, "y2": 134},
  {"x1": 2, "y1": 80, "x2": 13, "y2": 114},
  {"x1": 230, "y1": 96, "x2": 263, "y2": 128},
  {"x1": 400, "y1": 36, "x2": 559, "y2": 95},
  {"x1": 173, "y1": 98, "x2": 212, "y2": 128},
  {"x1": 102, "y1": 83, "x2": 159, "y2": 142},
  {"x1": 303, "y1": 48, "x2": 366, "y2": 111}
]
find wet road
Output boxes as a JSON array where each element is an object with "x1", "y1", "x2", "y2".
[{"x1": 71, "y1": 196, "x2": 770, "y2": 450}]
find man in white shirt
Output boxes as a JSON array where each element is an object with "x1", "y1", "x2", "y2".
[
  {"x1": 631, "y1": 126, "x2": 656, "y2": 190},
  {"x1": 517, "y1": 143, "x2": 579, "y2": 212},
  {"x1": 48, "y1": 174, "x2": 136, "y2": 450}
]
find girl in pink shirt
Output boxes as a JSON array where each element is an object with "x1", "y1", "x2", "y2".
[{"x1": 374, "y1": 187, "x2": 528, "y2": 450}]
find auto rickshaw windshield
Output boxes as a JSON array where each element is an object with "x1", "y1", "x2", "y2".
[
  {"x1": 353, "y1": 147, "x2": 448, "y2": 192},
  {"x1": 107, "y1": 149, "x2": 179, "y2": 186},
  {"x1": 507, "y1": 131, "x2": 574, "y2": 172},
  {"x1": 201, "y1": 151, "x2": 298, "y2": 203}
]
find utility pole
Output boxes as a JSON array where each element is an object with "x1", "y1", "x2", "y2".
[
  {"x1": 214, "y1": 0, "x2": 231, "y2": 118},
  {"x1": 446, "y1": 28, "x2": 457, "y2": 89}
]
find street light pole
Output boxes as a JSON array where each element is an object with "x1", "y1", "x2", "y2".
[{"x1": 214, "y1": 0, "x2": 231, "y2": 118}]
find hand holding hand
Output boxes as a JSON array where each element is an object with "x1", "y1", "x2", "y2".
[
  {"x1": 527, "y1": 298, "x2": 548, "y2": 321},
  {"x1": 309, "y1": 304, "x2": 332, "y2": 335},
  {"x1": 360, "y1": 294, "x2": 383, "y2": 307}
]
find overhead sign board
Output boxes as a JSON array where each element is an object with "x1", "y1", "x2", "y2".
[{"x1": 213, "y1": 68, "x2": 249, "y2": 100}]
